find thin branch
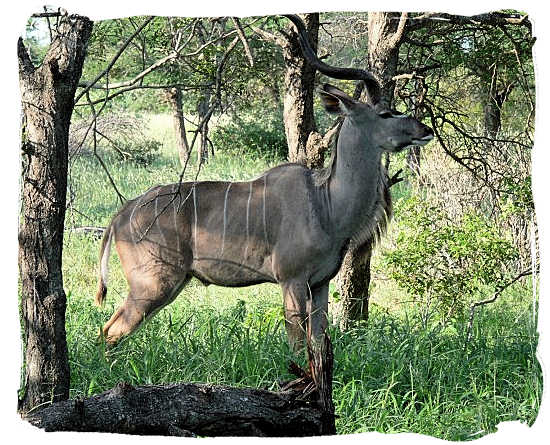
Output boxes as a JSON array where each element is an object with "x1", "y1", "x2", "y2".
[
  {"x1": 74, "y1": 82, "x2": 213, "y2": 107},
  {"x1": 94, "y1": 129, "x2": 132, "y2": 158},
  {"x1": 388, "y1": 169, "x2": 404, "y2": 188},
  {"x1": 75, "y1": 16, "x2": 155, "y2": 104},
  {"x1": 77, "y1": 28, "x2": 240, "y2": 98},
  {"x1": 406, "y1": 12, "x2": 531, "y2": 32},
  {"x1": 232, "y1": 17, "x2": 254, "y2": 67},
  {"x1": 31, "y1": 12, "x2": 63, "y2": 18},
  {"x1": 44, "y1": 6, "x2": 54, "y2": 43},
  {"x1": 465, "y1": 267, "x2": 535, "y2": 348},
  {"x1": 85, "y1": 90, "x2": 126, "y2": 205},
  {"x1": 393, "y1": 64, "x2": 442, "y2": 80}
]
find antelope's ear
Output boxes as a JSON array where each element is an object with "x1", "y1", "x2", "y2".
[{"x1": 318, "y1": 83, "x2": 356, "y2": 115}]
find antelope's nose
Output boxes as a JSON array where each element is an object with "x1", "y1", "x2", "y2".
[
  {"x1": 422, "y1": 123, "x2": 433, "y2": 136},
  {"x1": 420, "y1": 124, "x2": 434, "y2": 141},
  {"x1": 412, "y1": 123, "x2": 434, "y2": 146}
]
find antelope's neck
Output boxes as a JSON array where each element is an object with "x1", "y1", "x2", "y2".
[{"x1": 326, "y1": 118, "x2": 383, "y2": 240}]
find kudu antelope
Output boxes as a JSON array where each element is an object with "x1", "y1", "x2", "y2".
[{"x1": 95, "y1": 15, "x2": 433, "y2": 352}]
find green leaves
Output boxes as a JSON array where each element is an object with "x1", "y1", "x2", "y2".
[{"x1": 383, "y1": 197, "x2": 519, "y2": 320}]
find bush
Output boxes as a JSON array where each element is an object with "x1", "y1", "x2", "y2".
[
  {"x1": 69, "y1": 114, "x2": 161, "y2": 167},
  {"x1": 382, "y1": 196, "x2": 519, "y2": 323},
  {"x1": 211, "y1": 109, "x2": 287, "y2": 160},
  {"x1": 110, "y1": 136, "x2": 162, "y2": 167}
]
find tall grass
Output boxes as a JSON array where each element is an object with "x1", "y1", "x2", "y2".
[{"x1": 61, "y1": 114, "x2": 541, "y2": 440}]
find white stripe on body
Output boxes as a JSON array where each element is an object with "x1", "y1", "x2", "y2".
[
  {"x1": 193, "y1": 184, "x2": 198, "y2": 255},
  {"x1": 243, "y1": 181, "x2": 253, "y2": 260},
  {"x1": 155, "y1": 191, "x2": 168, "y2": 246},
  {"x1": 263, "y1": 175, "x2": 268, "y2": 246},
  {"x1": 129, "y1": 194, "x2": 145, "y2": 243},
  {"x1": 172, "y1": 184, "x2": 180, "y2": 250},
  {"x1": 220, "y1": 182, "x2": 232, "y2": 257}
]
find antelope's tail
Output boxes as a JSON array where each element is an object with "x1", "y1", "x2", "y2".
[{"x1": 95, "y1": 222, "x2": 114, "y2": 307}]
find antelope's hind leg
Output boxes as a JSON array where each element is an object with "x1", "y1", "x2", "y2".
[
  {"x1": 102, "y1": 239, "x2": 192, "y2": 345},
  {"x1": 101, "y1": 272, "x2": 190, "y2": 345}
]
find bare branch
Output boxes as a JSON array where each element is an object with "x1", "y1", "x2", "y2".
[
  {"x1": 31, "y1": 12, "x2": 63, "y2": 18},
  {"x1": 393, "y1": 64, "x2": 442, "y2": 81},
  {"x1": 74, "y1": 83, "x2": 212, "y2": 107},
  {"x1": 232, "y1": 17, "x2": 254, "y2": 67},
  {"x1": 251, "y1": 25, "x2": 285, "y2": 46},
  {"x1": 388, "y1": 169, "x2": 404, "y2": 188},
  {"x1": 84, "y1": 90, "x2": 126, "y2": 205},
  {"x1": 43, "y1": 6, "x2": 54, "y2": 42},
  {"x1": 465, "y1": 267, "x2": 535, "y2": 347},
  {"x1": 406, "y1": 11, "x2": 531, "y2": 32},
  {"x1": 77, "y1": 28, "x2": 240, "y2": 100}
]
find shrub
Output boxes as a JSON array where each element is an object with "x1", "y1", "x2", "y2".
[
  {"x1": 382, "y1": 196, "x2": 519, "y2": 323},
  {"x1": 211, "y1": 109, "x2": 287, "y2": 160},
  {"x1": 69, "y1": 114, "x2": 162, "y2": 167}
]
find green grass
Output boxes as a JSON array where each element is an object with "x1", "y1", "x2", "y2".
[{"x1": 61, "y1": 114, "x2": 542, "y2": 440}]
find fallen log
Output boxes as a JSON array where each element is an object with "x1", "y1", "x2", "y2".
[{"x1": 24, "y1": 381, "x2": 334, "y2": 437}]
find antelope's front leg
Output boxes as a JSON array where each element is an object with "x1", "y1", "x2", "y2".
[{"x1": 281, "y1": 281, "x2": 308, "y2": 353}]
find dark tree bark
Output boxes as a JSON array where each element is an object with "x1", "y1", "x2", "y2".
[
  {"x1": 164, "y1": 86, "x2": 190, "y2": 167},
  {"x1": 407, "y1": 79, "x2": 428, "y2": 176},
  {"x1": 407, "y1": 145, "x2": 421, "y2": 175},
  {"x1": 365, "y1": 12, "x2": 407, "y2": 106},
  {"x1": 337, "y1": 241, "x2": 373, "y2": 330},
  {"x1": 482, "y1": 81, "x2": 514, "y2": 139},
  {"x1": 25, "y1": 381, "x2": 333, "y2": 436},
  {"x1": 17, "y1": 14, "x2": 93, "y2": 413},
  {"x1": 281, "y1": 13, "x2": 320, "y2": 166},
  {"x1": 336, "y1": 12, "x2": 407, "y2": 328},
  {"x1": 197, "y1": 90, "x2": 212, "y2": 163}
]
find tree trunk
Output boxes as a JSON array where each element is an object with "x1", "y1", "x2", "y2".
[
  {"x1": 197, "y1": 90, "x2": 211, "y2": 163},
  {"x1": 407, "y1": 79, "x2": 428, "y2": 176},
  {"x1": 25, "y1": 381, "x2": 333, "y2": 436},
  {"x1": 164, "y1": 86, "x2": 190, "y2": 167},
  {"x1": 407, "y1": 146, "x2": 421, "y2": 175},
  {"x1": 17, "y1": 14, "x2": 93, "y2": 413},
  {"x1": 281, "y1": 13, "x2": 320, "y2": 165},
  {"x1": 337, "y1": 241, "x2": 372, "y2": 330},
  {"x1": 365, "y1": 12, "x2": 405, "y2": 106},
  {"x1": 482, "y1": 81, "x2": 514, "y2": 139},
  {"x1": 336, "y1": 12, "x2": 406, "y2": 328}
]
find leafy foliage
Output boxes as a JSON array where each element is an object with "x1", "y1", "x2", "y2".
[
  {"x1": 211, "y1": 109, "x2": 287, "y2": 160},
  {"x1": 501, "y1": 176, "x2": 534, "y2": 217},
  {"x1": 383, "y1": 196, "x2": 519, "y2": 321}
]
